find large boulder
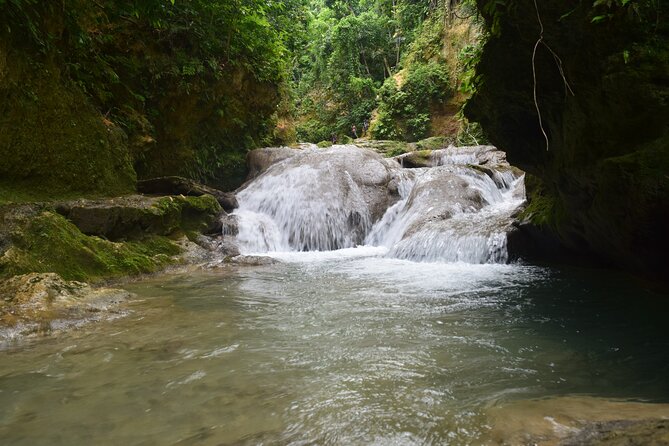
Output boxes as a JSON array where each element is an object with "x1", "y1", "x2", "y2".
[
  {"x1": 235, "y1": 145, "x2": 401, "y2": 251},
  {"x1": 245, "y1": 146, "x2": 304, "y2": 181},
  {"x1": 369, "y1": 165, "x2": 523, "y2": 263},
  {"x1": 55, "y1": 194, "x2": 223, "y2": 241}
]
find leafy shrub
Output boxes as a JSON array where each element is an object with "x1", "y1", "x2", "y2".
[{"x1": 371, "y1": 62, "x2": 452, "y2": 141}]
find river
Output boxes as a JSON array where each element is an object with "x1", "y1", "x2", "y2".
[
  {"x1": 1, "y1": 145, "x2": 668, "y2": 444},
  {"x1": 0, "y1": 252, "x2": 668, "y2": 444}
]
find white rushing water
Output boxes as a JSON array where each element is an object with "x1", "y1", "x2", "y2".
[{"x1": 231, "y1": 144, "x2": 525, "y2": 264}]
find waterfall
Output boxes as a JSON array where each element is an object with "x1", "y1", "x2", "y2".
[
  {"x1": 233, "y1": 145, "x2": 392, "y2": 253},
  {"x1": 229, "y1": 144, "x2": 525, "y2": 264},
  {"x1": 366, "y1": 165, "x2": 524, "y2": 263}
]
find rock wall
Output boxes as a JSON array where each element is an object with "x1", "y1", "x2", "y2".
[
  {"x1": 0, "y1": 40, "x2": 136, "y2": 198},
  {"x1": 466, "y1": 0, "x2": 669, "y2": 278},
  {"x1": 0, "y1": 1, "x2": 285, "y2": 199}
]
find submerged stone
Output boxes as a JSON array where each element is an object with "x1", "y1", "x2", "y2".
[{"x1": 0, "y1": 272, "x2": 130, "y2": 330}]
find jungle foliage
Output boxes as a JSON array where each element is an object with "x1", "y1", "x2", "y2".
[
  {"x1": 0, "y1": 0, "x2": 294, "y2": 191},
  {"x1": 291, "y1": 0, "x2": 482, "y2": 143},
  {"x1": 0, "y1": 0, "x2": 484, "y2": 198}
]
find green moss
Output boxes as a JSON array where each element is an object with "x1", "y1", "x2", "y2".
[
  {"x1": 357, "y1": 140, "x2": 410, "y2": 157},
  {"x1": 518, "y1": 174, "x2": 566, "y2": 229},
  {"x1": 410, "y1": 150, "x2": 433, "y2": 163},
  {"x1": 179, "y1": 195, "x2": 221, "y2": 214},
  {"x1": 0, "y1": 65, "x2": 136, "y2": 199},
  {"x1": 154, "y1": 194, "x2": 221, "y2": 233},
  {"x1": 0, "y1": 211, "x2": 181, "y2": 282},
  {"x1": 386, "y1": 145, "x2": 409, "y2": 157},
  {"x1": 415, "y1": 136, "x2": 448, "y2": 151},
  {"x1": 317, "y1": 140, "x2": 333, "y2": 148}
]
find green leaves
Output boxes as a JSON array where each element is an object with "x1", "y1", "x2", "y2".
[
  {"x1": 590, "y1": 0, "x2": 642, "y2": 23},
  {"x1": 372, "y1": 62, "x2": 451, "y2": 141}
]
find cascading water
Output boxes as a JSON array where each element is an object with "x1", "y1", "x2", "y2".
[
  {"x1": 230, "y1": 144, "x2": 525, "y2": 264},
  {"x1": 368, "y1": 165, "x2": 524, "y2": 263},
  {"x1": 233, "y1": 145, "x2": 394, "y2": 253}
]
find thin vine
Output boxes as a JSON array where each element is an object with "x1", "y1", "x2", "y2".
[{"x1": 531, "y1": 0, "x2": 575, "y2": 151}]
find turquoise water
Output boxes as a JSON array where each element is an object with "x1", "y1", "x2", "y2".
[{"x1": 0, "y1": 249, "x2": 668, "y2": 444}]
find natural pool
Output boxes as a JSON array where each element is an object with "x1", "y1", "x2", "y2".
[{"x1": 1, "y1": 248, "x2": 668, "y2": 445}]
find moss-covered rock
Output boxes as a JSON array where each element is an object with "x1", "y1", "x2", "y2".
[
  {"x1": 54, "y1": 194, "x2": 222, "y2": 241},
  {"x1": 393, "y1": 150, "x2": 434, "y2": 168},
  {"x1": 0, "y1": 206, "x2": 181, "y2": 282},
  {"x1": 354, "y1": 140, "x2": 410, "y2": 157},
  {"x1": 415, "y1": 136, "x2": 448, "y2": 151},
  {"x1": 0, "y1": 0, "x2": 288, "y2": 200},
  {"x1": 137, "y1": 177, "x2": 238, "y2": 211},
  {"x1": 0, "y1": 193, "x2": 223, "y2": 283},
  {"x1": 0, "y1": 60, "x2": 136, "y2": 199}
]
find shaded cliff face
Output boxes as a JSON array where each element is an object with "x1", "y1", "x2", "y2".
[
  {"x1": 0, "y1": 1, "x2": 285, "y2": 198},
  {"x1": 466, "y1": 0, "x2": 669, "y2": 277},
  {"x1": 0, "y1": 37, "x2": 136, "y2": 199}
]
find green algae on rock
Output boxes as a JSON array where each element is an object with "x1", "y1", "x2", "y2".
[
  {"x1": 0, "y1": 272, "x2": 130, "y2": 331},
  {"x1": 0, "y1": 194, "x2": 222, "y2": 283},
  {"x1": 0, "y1": 209, "x2": 179, "y2": 282}
]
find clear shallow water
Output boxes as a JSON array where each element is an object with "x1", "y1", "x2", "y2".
[{"x1": 1, "y1": 250, "x2": 668, "y2": 445}]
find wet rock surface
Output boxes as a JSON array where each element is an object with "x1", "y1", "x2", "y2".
[
  {"x1": 233, "y1": 144, "x2": 526, "y2": 263},
  {"x1": 0, "y1": 273, "x2": 130, "y2": 337},
  {"x1": 245, "y1": 145, "x2": 305, "y2": 181},
  {"x1": 235, "y1": 145, "x2": 401, "y2": 251},
  {"x1": 391, "y1": 145, "x2": 507, "y2": 168},
  {"x1": 137, "y1": 176, "x2": 238, "y2": 211},
  {"x1": 485, "y1": 396, "x2": 669, "y2": 446},
  {"x1": 560, "y1": 419, "x2": 669, "y2": 446},
  {"x1": 227, "y1": 255, "x2": 280, "y2": 266},
  {"x1": 55, "y1": 194, "x2": 223, "y2": 240}
]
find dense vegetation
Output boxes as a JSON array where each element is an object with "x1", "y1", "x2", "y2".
[
  {"x1": 0, "y1": 0, "x2": 292, "y2": 194},
  {"x1": 0, "y1": 0, "x2": 484, "y2": 199},
  {"x1": 290, "y1": 0, "x2": 483, "y2": 144},
  {"x1": 1, "y1": 0, "x2": 666, "y2": 281}
]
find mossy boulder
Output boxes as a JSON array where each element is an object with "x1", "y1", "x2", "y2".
[
  {"x1": 136, "y1": 176, "x2": 238, "y2": 211},
  {"x1": 0, "y1": 206, "x2": 181, "y2": 282},
  {"x1": 0, "y1": 194, "x2": 222, "y2": 283},
  {"x1": 393, "y1": 150, "x2": 434, "y2": 168},
  {"x1": 55, "y1": 194, "x2": 222, "y2": 241}
]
